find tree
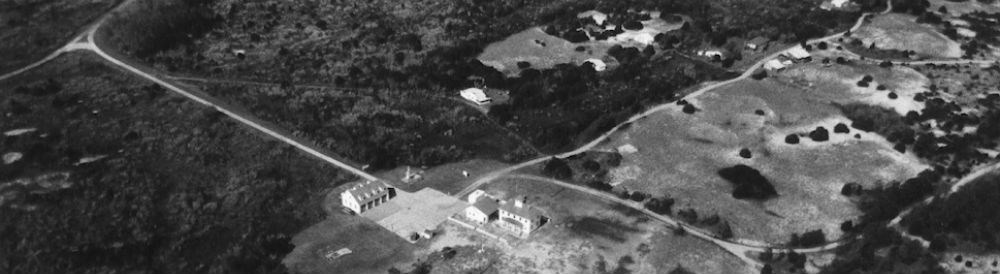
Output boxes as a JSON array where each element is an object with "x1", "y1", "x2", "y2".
[
  {"x1": 809, "y1": 127, "x2": 829, "y2": 141},
  {"x1": 785, "y1": 134, "x2": 800, "y2": 144},
  {"x1": 717, "y1": 165, "x2": 778, "y2": 199},
  {"x1": 542, "y1": 157, "x2": 573, "y2": 180}
]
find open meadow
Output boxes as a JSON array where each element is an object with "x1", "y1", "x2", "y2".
[
  {"x1": 597, "y1": 62, "x2": 930, "y2": 244},
  {"x1": 463, "y1": 177, "x2": 747, "y2": 274},
  {"x1": 852, "y1": 13, "x2": 962, "y2": 59}
]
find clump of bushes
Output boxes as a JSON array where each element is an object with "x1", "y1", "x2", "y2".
[{"x1": 717, "y1": 164, "x2": 777, "y2": 200}]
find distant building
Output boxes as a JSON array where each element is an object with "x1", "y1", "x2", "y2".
[
  {"x1": 465, "y1": 198, "x2": 500, "y2": 224},
  {"x1": 764, "y1": 59, "x2": 787, "y2": 71},
  {"x1": 745, "y1": 37, "x2": 769, "y2": 51},
  {"x1": 783, "y1": 46, "x2": 811, "y2": 61},
  {"x1": 583, "y1": 58, "x2": 607, "y2": 71},
  {"x1": 460, "y1": 88, "x2": 492, "y2": 105},
  {"x1": 497, "y1": 197, "x2": 547, "y2": 236},
  {"x1": 697, "y1": 49, "x2": 724, "y2": 59},
  {"x1": 341, "y1": 180, "x2": 396, "y2": 214}
]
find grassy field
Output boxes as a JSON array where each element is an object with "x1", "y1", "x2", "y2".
[
  {"x1": 852, "y1": 13, "x2": 962, "y2": 59},
  {"x1": 409, "y1": 177, "x2": 748, "y2": 274},
  {"x1": 0, "y1": 0, "x2": 117, "y2": 74},
  {"x1": 478, "y1": 27, "x2": 615, "y2": 76},
  {"x1": 779, "y1": 61, "x2": 930, "y2": 115},
  {"x1": 283, "y1": 212, "x2": 416, "y2": 274},
  {"x1": 929, "y1": 0, "x2": 1000, "y2": 15},
  {"x1": 377, "y1": 159, "x2": 510, "y2": 194},
  {"x1": 596, "y1": 74, "x2": 927, "y2": 244}
]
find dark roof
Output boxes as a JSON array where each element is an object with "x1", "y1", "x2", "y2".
[
  {"x1": 499, "y1": 201, "x2": 543, "y2": 221},
  {"x1": 345, "y1": 180, "x2": 393, "y2": 205},
  {"x1": 472, "y1": 198, "x2": 500, "y2": 214}
]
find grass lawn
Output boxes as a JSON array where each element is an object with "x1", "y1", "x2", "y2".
[
  {"x1": 598, "y1": 75, "x2": 926, "y2": 244},
  {"x1": 477, "y1": 27, "x2": 614, "y2": 76},
  {"x1": 853, "y1": 13, "x2": 961, "y2": 59},
  {"x1": 778, "y1": 61, "x2": 930, "y2": 115},
  {"x1": 465, "y1": 177, "x2": 746, "y2": 274},
  {"x1": 377, "y1": 159, "x2": 510, "y2": 195},
  {"x1": 929, "y1": 0, "x2": 1000, "y2": 16},
  {"x1": 283, "y1": 212, "x2": 416, "y2": 274}
]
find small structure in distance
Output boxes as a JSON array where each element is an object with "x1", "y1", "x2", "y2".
[
  {"x1": 764, "y1": 59, "x2": 787, "y2": 71},
  {"x1": 341, "y1": 180, "x2": 396, "y2": 214},
  {"x1": 782, "y1": 45, "x2": 812, "y2": 61},
  {"x1": 583, "y1": 58, "x2": 607, "y2": 71},
  {"x1": 323, "y1": 248, "x2": 352, "y2": 261},
  {"x1": 460, "y1": 87, "x2": 492, "y2": 105}
]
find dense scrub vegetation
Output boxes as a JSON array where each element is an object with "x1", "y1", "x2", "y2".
[
  {"x1": 0, "y1": 54, "x2": 351, "y2": 273},
  {"x1": 0, "y1": 0, "x2": 118, "y2": 73},
  {"x1": 96, "y1": 0, "x2": 872, "y2": 160},
  {"x1": 197, "y1": 83, "x2": 537, "y2": 169},
  {"x1": 903, "y1": 172, "x2": 1000, "y2": 252}
]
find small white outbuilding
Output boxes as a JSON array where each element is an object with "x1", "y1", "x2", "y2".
[
  {"x1": 784, "y1": 46, "x2": 811, "y2": 60},
  {"x1": 764, "y1": 59, "x2": 786, "y2": 71},
  {"x1": 460, "y1": 88, "x2": 492, "y2": 105},
  {"x1": 583, "y1": 58, "x2": 607, "y2": 71}
]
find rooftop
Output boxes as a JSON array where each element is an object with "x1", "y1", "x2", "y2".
[
  {"x1": 472, "y1": 198, "x2": 500, "y2": 214},
  {"x1": 345, "y1": 180, "x2": 393, "y2": 205},
  {"x1": 499, "y1": 199, "x2": 543, "y2": 221}
]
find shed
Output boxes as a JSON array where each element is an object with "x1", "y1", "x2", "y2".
[{"x1": 460, "y1": 88, "x2": 492, "y2": 105}]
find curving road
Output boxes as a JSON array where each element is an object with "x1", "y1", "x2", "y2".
[
  {"x1": 2, "y1": 0, "x2": 997, "y2": 271},
  {"x1": 457, "y1": 1, "x2": 896, "y2": 198}
]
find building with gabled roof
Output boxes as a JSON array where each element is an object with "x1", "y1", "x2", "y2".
[
  {"x1": 783, "y1": 45, "x2": 811, "y2": 60},
  {"x1": 497, "y1": 197, "x2": 547, "y2": 237},
  {"x1": 341, "y1": 180, "x2": 396, "y2": 214},
  {"x1": 465, "y1": 197, "x2": 500, "y2": 224}
]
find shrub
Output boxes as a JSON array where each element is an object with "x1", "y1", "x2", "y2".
[
  {"x1": 717, "y1": 164, "x2": 778, "y2": 200},
  {"x1": 834, "y1": 123, "x2": 850, "y2": 133},
  {"x1": 739, "y1": 148, "x2": 752, "y2": 159},
  {"x1": 682, "y1": 104, "x2": 698, "y2": 114},
  {"x1": 785, "y1": 134, "x2": 800, "y2": 144},
  {"x1": 809, "y1": 127, "x2": 829, "y2": 142},
  {"x1": 888, "y1": 92, "x2": 898, "y2": 99},
  {"x1": 856, "y1": 80, "x2": 869, "y2": 87},
  {"x1": 645, "y1": 197, "x2": 675, "y2": 215},
  {"x1": 542, "y1": 157, "x2": 573, "y2": 180}
]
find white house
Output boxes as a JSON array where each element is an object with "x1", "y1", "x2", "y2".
[
  {"x1": 497, "y1": 197, "x2": 546, "y2": 236},
  {"x1": 465, "y1": 198, "x2": 500, "y2": 224},
  {"x1": 341, "y1": 180, "x2": 396, "y2": 214},
  {"x1": 460, "y1": 88, "x2": 492, "y2": 105},
  {"x1": 783, "y1": 46, "x2": 811, "y2": 61},
  {"x1": 697, "y1": 50, "x2": 724, "y2": 59},
  {"x1": 764, "y1": 59, "x2": 787, "y2": 71},
  {"x1": 583, "y1": 58, "x2": 607, "y2": 71}
]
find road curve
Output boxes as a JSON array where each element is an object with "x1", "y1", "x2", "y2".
[{"x1": 457, "y1": 1, "x2": 896, "y2": 198}]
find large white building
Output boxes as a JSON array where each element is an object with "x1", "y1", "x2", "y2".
[
  {"x1": 497, "y1": 197, "x2": 546, "y2": 236},
  {"x1": 341, "y1": 180, "x2": 396, "y2": 214}
]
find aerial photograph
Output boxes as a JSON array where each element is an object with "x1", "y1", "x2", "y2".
[{"x1": 2, "y1": 0, "x2": 1000, "y2": 273}]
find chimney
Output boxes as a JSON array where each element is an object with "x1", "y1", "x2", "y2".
[{"x1": 514, "y1": 196, "x2": 525, "y2": 208}]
